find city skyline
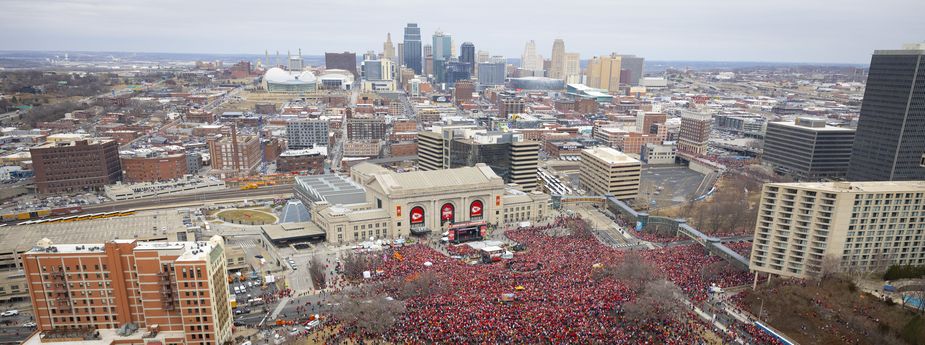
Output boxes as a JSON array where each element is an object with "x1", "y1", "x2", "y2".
[{"x1": 1, "y1": 0, "x2": 923, "y2": 64}]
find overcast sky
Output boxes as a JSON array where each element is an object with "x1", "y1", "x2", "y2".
[{"x1": 1, "y1": 0, "x2": 922, "y2": 64}]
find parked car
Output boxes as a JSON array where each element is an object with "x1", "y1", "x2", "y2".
[
  {"x1": 22, "y1": 322, "x2": 36, "y2": 328},
  {"x1": 1, "y1": 310, "x2": 19, "y2": 317}
]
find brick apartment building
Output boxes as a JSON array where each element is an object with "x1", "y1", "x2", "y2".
[
  {"x1": 31, "y1": 139, "x2": 122, "y2": 194},
  {"x1": 121, "y1": 153, "x2": 189, "y2": 183},
  {"x1": 21, "y1": 236, "x2": 233, "y2": 345},
  {"x1": 207, "y1": 127, "x2": 261, "y2": 175},
  {"x1": 277, "y1": 148, "x2": 327, "y2": 173}
]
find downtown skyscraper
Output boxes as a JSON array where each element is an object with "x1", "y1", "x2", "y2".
[
  {"x1": 521, "y1": 40, "x2": 542, "y2": 75},
  {"x1": 403, "y1": 23, "x2": 423, "y2": 74},
  {"x1": 432, "y1": 31, "x2": 452, "y2": 83},
  {"x1": 460, "y1": 42, "x2": 475, "y2": 74},
  {"x1": 549, "y1": 39, "x2": 566, "y2": 80},
  {"x1": 847, "y1": 43, "x2": 925, "y2": 181}
]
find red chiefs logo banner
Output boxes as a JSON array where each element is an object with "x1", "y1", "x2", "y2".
[
  {"x1": 410, "y1": 206, "x2": 424, "y2": 224},
  {"x1": 396, "y1": 205, "x2": 401, "y2": 217},
  {"x1": 470, "y1": 200, "x2": 483, "y2": 217},
  {"x1": 441, "y1": 203, "x2": 455, "y2": 221}
]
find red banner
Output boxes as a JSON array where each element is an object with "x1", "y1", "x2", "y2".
[
  {"x1": 410, "y1": 206, "x2": 424, "y2": 224},
  {"x1": 441, "y1": 203, "x2": 455, "y2": 221},
  {"x1": 470, "y1": 200, "x2": 483, "y2": 217}
]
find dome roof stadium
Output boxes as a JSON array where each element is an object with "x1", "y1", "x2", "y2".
[
  {"x1": 508, "y1": 77, "x2": 565, "y2": 90},
  {"x1": 264, "y1": 67, "x2": 317, "y2": 85}
]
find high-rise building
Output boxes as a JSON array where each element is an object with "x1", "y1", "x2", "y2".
[
  {"x1": 677, "y1": 111, "x2": 712, "y2": 156},
  {"x1": 549, "y1": 39, "x2": 566, "y2": 80},
  {"x1": 432, "y1": 32, "x2": 453, "y2": 84},
  {"x1": 208, "y1": 126, "x2": 261, "y2": 174},
  {"x1": 585, "y1": 54, "x2": 622, "y2": 92},
  {"x1": 347, "y1": 116, "x2": 388, "y2": 141},
  {"x1": 618, "y1": 54, "x2": 645, "y2": 85},
  {"x1": 325, "y1": 51, "x2": 358, "y2": 78},
  {"x1": 362, "y1": 59, "x2": 395, "y2": 81},
  {"x1": 750, "y1": 181, "x2": 925, "y2": 279},
  {"x1": 498, "y1": 94, "x2": 525, "y2": 118},
  {"x1": 383, "y1": 33, "x2": 396, "y2": 60},
  {"x1": 424, "y1": 53, "x2": 434, "y2": 77},
  {"x1": 23, "y1": 236, "x2": 233, "y2": 345},
  {"x1": 762, "y1": 117, "x2": 856, "y2": 180},
  {"x1": 847, "y1": 44, "x2": 925, "y2": 181},
  {"x1": 31, "y1": 139, "x2": 122, "y2": 194},
  {"x1": 287, "y1": 119, "x2": 330, "y2": 148},
  {"x1": 460, "y1": 42, "x2": 475, "y2": 74},
  {"x1": 564, "y1": 52, "x2": 581, "y2": 84},
  {"x1": 396, "y1": 42, "x2": 405, "y2": 68},
  {"x1": 402, "y1": 23, "x2": 423, "y2": 74},
  {"x1": 478, "y1": 61, "x2": 506, "y2": 87},
  {"x1": 121, "y1": 151, "x2": 189, "y2": 183},
  {"x1": 579, "y1": 147, "x2": 641, "y2": 200},
  {"x1": 521, "y1": 40, "x2": 542, "y2": 73},
  {"x1": 418, "y1": 126, "x2": 540, "y2": 191},
  {"x1": 432, "y1": 31, "x2": 452, "y2": 60},
  {"x1": 445, "y1": 60, "x2": 471, "y2": 86},
  {"x1": 477, "y1": 50, "x2": 490, "y2": 63}
]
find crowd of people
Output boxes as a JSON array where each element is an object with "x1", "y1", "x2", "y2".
[{"x1": 301, "y1": 215, "x2": 783, "y2": 344}]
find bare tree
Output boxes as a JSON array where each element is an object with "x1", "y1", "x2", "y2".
[
  {"x1": 332, "y1": 285, "x2": 407, "y2": 337},
  {"x1": 390, "y1": 270, "x2": 446, "y2": 300},
  {"x1": 340, "y1": 251, "x2": 383, "y2": 281},
  {"x1": 308, "y1": 255, "x2": 327, "y2": 290},
  {"x1": 808, "y1": 255, "x2": 843, "y2": 284},
  {"x1": 621, "y1": 279, "x2": 686, "y2": 321},
  {"x1": 612, "y1": 251, "x2": 660, "y2": 292}
]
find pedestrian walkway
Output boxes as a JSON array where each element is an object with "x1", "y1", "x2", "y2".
[{"x1": 269, "y1": 296, "x2": 291, "y2": 319}]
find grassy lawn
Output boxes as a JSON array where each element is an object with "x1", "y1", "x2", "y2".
[{"x1": 217, "y1": 209, "x2": 276, "y2": 224}]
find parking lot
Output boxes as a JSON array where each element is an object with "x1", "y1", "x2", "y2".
[{"x1": 639, "y1": 165, "x2": 706, "y2": 209}]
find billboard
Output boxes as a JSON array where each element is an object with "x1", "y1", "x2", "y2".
[
  {"x1": 448, "y1": 221, "x2": 487, "y2": 244},
  {"x1": 470, "y1": 200, "x2": 483, "y2": 218},
  {"x1": 441, "y1": 203, "x2": 455, "y2": 223},
  {"x1": 410, "y1": 206, "x2": 425, "y2": 224}
]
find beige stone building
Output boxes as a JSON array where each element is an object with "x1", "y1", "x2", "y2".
[
  {"x1": 579, "y1": 147, "x2": 641, "y2": 200},
  {"x1": 308, "y1": 163, "x2": 550, "y2": 244},
  {"x1": 750, "y1": 181, "x2": 925, "y2": 279}
]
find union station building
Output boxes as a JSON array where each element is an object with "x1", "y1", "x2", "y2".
[{"x1": 295, "y1": 163, "x2": 550, "y2": 244}]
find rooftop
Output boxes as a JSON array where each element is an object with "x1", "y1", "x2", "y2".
[
  {"x1": 33, "y1": 138, "x2": 114, "y2": 149},
  {"x1": 0, "y1": 210, "x2": 188, "y2": 254},
  {"x1": 280, "y1": 146, "x2": 328, "y2": 157},
  {"x1": 368, "y1": 163, "x2": 504, "y2": 196},
  {"x1": 295, "y1": 174, "x2": 367, "y2": 205},
  {"x1": 582, "y1": 147, "x2": 640, "y2": 165},
  {"x1": 261, "y1": 222, "x2": 325, "y2": 241},
  {"x1": 768, "y1": 181, "x2": 925, "y2": 193},
  {"x1": 23, "y1": 328, "x2": 185, "y2": 345},
  {"x1": 771, "y1": 118, "x2": 855, "y2": 132}
]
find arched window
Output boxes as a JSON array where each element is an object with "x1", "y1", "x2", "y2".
[
  {"x1": 409, "y1": 206, "x2": 425, "y2": 226},
  {"x1": 469, "y1": 200, "x2": 484, "y2": 219},
  {"x1": 440, "y1": 203, "x2": 455, "y2": 224}
]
